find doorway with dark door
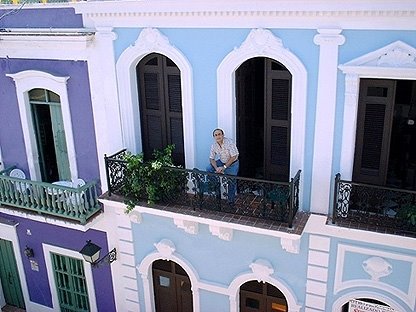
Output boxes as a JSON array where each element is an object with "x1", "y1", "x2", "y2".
[
  {"x1": 29, "y1": 88, "x2": 71, "y2": 183},
  {"x1": 240, "y1": 280, "x2": 288, "y2": 312},
  {"x1": 152, "y1": 259, "x2": 193, "y2": 312},
  {"x1": 236, "y1": 57, "x2": 292, "y2": 182},
  {"x1": 136, "y1": 53, "x2": 185, "y2": 167},
  {"x1": 0, "y1": 238, "x2": 25, "y2": 310},
  {"x1": 353, "y1": 79, "x2": 416, "y2": 190}
]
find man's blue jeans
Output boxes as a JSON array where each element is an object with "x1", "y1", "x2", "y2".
[{"x1": 206, "y1": 160, "x2": 239, "y2": 203}]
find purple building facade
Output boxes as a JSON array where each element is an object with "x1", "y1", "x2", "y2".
[{"x1": 0, "y1": 7, "x2": 118, "y2": 312}]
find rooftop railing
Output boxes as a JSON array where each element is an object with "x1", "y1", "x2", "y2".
[
  {"x1": 332, "y1": 173, "x2": 416, "y2": 237},
  {"x1": 0, "y1": 166, "x2": 101, "y2": 224},
  {"x1": 105, "y1": 149, "x2": 301, "y2": 228}
]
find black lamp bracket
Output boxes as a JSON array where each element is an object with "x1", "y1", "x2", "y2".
[{"x1": 92, "y1": 248, "x2": 117, "y2": 268}]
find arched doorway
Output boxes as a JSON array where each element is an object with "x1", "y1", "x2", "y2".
[
  {"x1": 136, "y1": 53, "x2": 185, "y2": 167},
  {"x1": 152, "y1": 259, "x2": 193, "y2": 312},
  {"x1": 240, "y1": 280, "x2": 288, "y2": 312},
  {"x1": 236, "y1": 57, "x2": 292, "y2": 182},
  {"x1": 29, "y1": 88, "x2": 70, "y2": 183}
]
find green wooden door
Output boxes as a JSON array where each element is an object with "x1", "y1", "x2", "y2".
[
  {"x1": 0, "y1": 238, "x2": 25, "y2": 309},
  {"x1": 50, "y1": 105, "x2": 71, "y2": 181},
  {"x1": 51, "y1": 253, "x2": 90, "y2": 312}
]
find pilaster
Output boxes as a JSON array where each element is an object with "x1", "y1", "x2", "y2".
[
  {"x1": 310, "y1": 29, "x2": 345, "y2": 214},
  {"x1": 87, "y1": 26, "x2": 123, "y2": 192}
]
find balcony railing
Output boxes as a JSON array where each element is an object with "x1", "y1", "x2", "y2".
[
  {"x1": 0, "y1": 166, "x2": 101, "y2": 224},
  {"x1": 105, "y1": 149, "x2": 301, "y2": 228},
  {"x1": 332, "y1": 173, "x2": 416, "y2": 236}
]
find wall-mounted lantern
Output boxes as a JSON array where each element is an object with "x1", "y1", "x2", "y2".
[{"x1": 79, "y1": 240, "x2": 116, "y2": 268}]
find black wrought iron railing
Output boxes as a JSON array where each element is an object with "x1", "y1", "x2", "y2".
[
  {"x1": 104, "y1": 150, "x2": 301, "y2": 228},
  {"x1": 332, "y1": 173, "x2": 416, "y2": 236}
]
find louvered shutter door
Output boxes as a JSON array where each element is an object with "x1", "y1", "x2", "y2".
[
  {"x1": 353, "y1": 79, "x2": 395, "y2": 185},
  {"x1": 138, "y1": 55, "x2": 166, "y2": 161},
  {"x1": 138, "y1": 54, "x2": 185, "y2": 166},
  {"x1": 165, "y1": 64, "x2": 185, "y2": 167},
  {"x1": 265, "y1": 59, "x2": 291, "y2": 182}
]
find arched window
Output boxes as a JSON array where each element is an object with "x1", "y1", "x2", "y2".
[
  {"x1": 152, "y1": 259, "x2": 193, "y2": 312},
  {"x1": 6, "y1": 70, "x2": 77, "y2": 181},
  {"x1": 240, "y1": 280, "x2": 288, "y2": 312},
  {"x1": 137, "y1": 53, "x2": 185, "y2": 166}
]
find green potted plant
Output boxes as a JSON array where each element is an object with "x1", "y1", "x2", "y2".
[
  {"x1": 122, "y1": 145, "x2": 186, "y2": 212},
  {"x1": 397, "y1": 203, "x2": 416, "y2": 227}
]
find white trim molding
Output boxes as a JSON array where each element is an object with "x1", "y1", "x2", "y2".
[
  {"x1": 228, "y1": 259, "x2": 302, "y2": 312},
  {"x1": 0, "y1": 29, "x2": 93, "y2": 61},
  {"x1": 339, "y1": 40, "x2": 416, "y2": 180},
  {"x1": 136, "y1": 239, "x2": 201, "y2": 312},
  {"x1": 174, "y1": 218, "x2": 199, "y2": 235},
  {"x1": 332, "y1": 291, "x2": 405, "y2": 312},
  {"x1": 334, "y1": 244, "x2": 416, "y2": 310},
  {"x1": 116, "y1": 28, "x2": 196, "y2": 169},
  {"x1": 43, "y1": 243, "x2": 98, "y2": 312},
  {"x1": 6, "y1": 70, "x2": 78, "y2": 181},
  {"x1": 217, "y1": 28, "x2": 307, "y2": 206},
  {"x1": 75, "y1": 1, "x2": 416, "y2": 30}
]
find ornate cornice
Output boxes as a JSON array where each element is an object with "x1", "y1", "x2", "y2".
[
  {"x1": 74, "y1": 1, "x2": 416, "y2": 29},
  {"x1": 81, "y1": 10, "x2": 416, "y2": 20}
]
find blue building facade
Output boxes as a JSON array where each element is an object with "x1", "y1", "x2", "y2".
[{"x1": 0, "y1": 1, "x2": 415, "y2": 312}]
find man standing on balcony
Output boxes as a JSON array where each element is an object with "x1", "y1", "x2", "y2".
[{"x1": 206, "y1": 128, "x2": 239, "y2": 203}]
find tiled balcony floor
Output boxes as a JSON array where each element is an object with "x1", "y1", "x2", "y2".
[{"x1": 101, "y1": 192, "x2": 309, "y2": 235}]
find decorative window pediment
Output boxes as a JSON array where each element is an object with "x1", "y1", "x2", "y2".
[{"x1": 340, "y1": 40, "x2": 416, "y2": 70}]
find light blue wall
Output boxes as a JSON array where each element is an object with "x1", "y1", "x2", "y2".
[
  {"x1": 132, "y1": 213, "x2": 309, "y2": 310},
  {"x1": 114, "y1": 27, "x2": 319, "y2": 209},
  {"x1": 199, "y1": 290, "x2": 229, "y2": 312},
  {"x1": 133, "y1": 214, "x2": 415, "y2": 311},
  {"x1": 114, "y1": 28, "x2": 319, "y2": 167},
  {"x1": 114, "y1": 27, "x2": 416, "y2": 212},
  {"x1": 324, "y1": 236, "x2": 415, "y2": 311}
]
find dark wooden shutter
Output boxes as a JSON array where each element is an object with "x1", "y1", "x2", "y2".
[
  {"x1": 264, "y1": 59, "x2": 291, "y2": 182},
  {"x1": 353, "y1": 79, "x2": 396, "y2": 185},
  {"x1": 137, "y1": 54, "x2": 185, "y2": 166},
  {"x1": 165, "y1": 62, "x2": 185, "y2": 166}
]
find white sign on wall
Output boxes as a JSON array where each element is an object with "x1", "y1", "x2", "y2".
[{"x1": 348, "y1": 299, "x2": 395, "y2": 312}]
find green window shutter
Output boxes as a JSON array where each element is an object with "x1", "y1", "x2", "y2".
[
  {"x1": 50, "y1": 105, "x2": 71, "y2": 181},
  {"x1": 51, "y1": 253, "x2": 90, "y2": 312}
]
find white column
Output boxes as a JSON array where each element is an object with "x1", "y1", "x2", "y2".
[
  {"x1": 87, "y1": 26, "x2": 123, "y2": 192},
  {"x1": 310, "y1": 29, "x2": 345, "y2": 214}
]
